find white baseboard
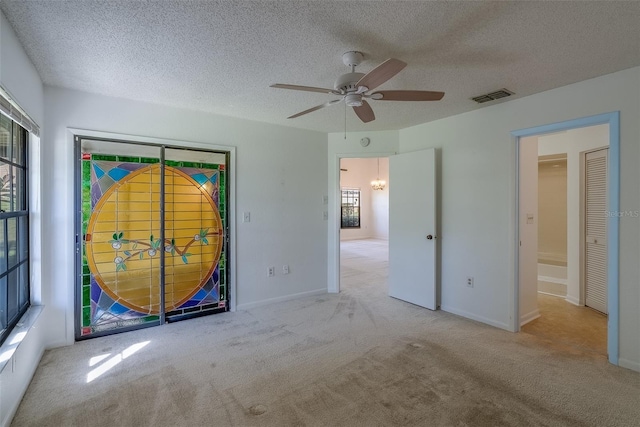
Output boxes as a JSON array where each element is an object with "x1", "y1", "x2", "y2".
[
  {"x1": 565, "y1": 295, "x2": 581, "y2": 306},
  {"x1": 236, "y1": 288, "x2": 326, "y2": 311},
  {"x1": 340, "y1": 235, "x2": 373, "y2": 241},
  {"x1": 537, "y1": 280, "x2": 567, "y2": 297},
  {"x1": 618, "y1": 358, "x2": 640, "y2": 373},
  {"x1": 538, "y1": 275, "x2": 568, "y2": 285},
  {"x1": 440, "y1": 305, "x2": 511, "y2": 331},
  {"x1": 538, "y1": 291, "x2": 566, "y2": 298},
  {"x1": 520, "y1": 308, "x2": 541, "y2": 326}
]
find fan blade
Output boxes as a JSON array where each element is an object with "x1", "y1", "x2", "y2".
[
  {"x1": 372, "y1": 90, "x2": 445, "y2": 101},
  {"x1": 356, "y1": 58, "x2": 407, "y2": 91},
  {"x1": 288, "y1": 99, "x2": 342, "y2": 119},
  {"x1": 353, "y1": 100, "x2": 375, "y2": 123},
  {"x1": 271, "y1": 84, "x2": 339, "y2": 95}
]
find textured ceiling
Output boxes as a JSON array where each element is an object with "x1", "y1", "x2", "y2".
[{"x1": 1, "y1": 1, "x2": 639, "y2": 133}]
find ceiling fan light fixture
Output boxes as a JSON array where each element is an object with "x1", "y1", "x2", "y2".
[{"x1": 345, "y1": 94, "x2": 363, "y2": 107}]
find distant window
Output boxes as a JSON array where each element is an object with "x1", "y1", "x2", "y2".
[
  {"x1": 0, "y1": 114, "x2": 29, "y2": 346},
  {"x1": 341, "y1": 189, "x2": 360, "y2": 228}
]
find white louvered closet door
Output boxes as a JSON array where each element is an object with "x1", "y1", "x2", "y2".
[{"x1": 585, "y1": 148, "x2": 608, "y2": 314}]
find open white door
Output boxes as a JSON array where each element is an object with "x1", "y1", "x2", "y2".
[{"x1": 388, "y1": 148, "x2": 437, "y2": 310}]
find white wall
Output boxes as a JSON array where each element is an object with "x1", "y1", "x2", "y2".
[
  {"x1": 371, "y1": 157, "x2": 389, "y2": 240},
  {"x1": 538, "y1": 124, "x2": 609, "y2": 305},
  {"x1": 537, "y1": 159, "x2": 568, "y2": 265},
  {"x1": 340, "y1": 157, "x2": 374, "y2": 240},
  {"x1": 399, "y1": 67, "x2": 640, "y2": 371},
  {"x1": 519, "y1": 137, "x2": 539, "y2": 325},
  {"x1": 327, "y1": 131, "x2": 398, "y2": 292},
  {"x1": 43, "y1": 87, "x2": 328, "y2": 347},
  {"x1": 0, "y1": 10, "x2": 45, "y2": 427},
  {"x1": 0, "y1": 12, "x2": 43, "y2": 126}
]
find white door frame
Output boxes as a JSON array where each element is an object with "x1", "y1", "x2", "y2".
[
  {"x1": 511, "y1": 112, "x2": 620, "y2": 365},
  {"x1": 328, "y1": 151, "x2": 396, "y2": 294}
]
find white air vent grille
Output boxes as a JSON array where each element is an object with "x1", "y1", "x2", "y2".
[{"x1": 472, "y1": 89, "x2": 514, "y2": 104}]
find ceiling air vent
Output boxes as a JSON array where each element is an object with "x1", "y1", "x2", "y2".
[{"x1": 472, "y1": 89, "x2": 514, "y2": 104}]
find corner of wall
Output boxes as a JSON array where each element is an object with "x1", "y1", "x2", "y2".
[
  {"x1": 0, "y1": 11, "x2": 46, "y2": 426},
  {"x1": 0, "y1": 10, "x2": 44, "y2": 125}
]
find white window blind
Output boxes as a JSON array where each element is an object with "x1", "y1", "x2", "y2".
[{"x1": 0, "y1": 86, "x2": 39, "y2": 136}]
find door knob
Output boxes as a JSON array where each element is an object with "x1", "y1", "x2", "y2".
[{"x1": 426, "y1": 234, "x2": 433, "y2": 240}]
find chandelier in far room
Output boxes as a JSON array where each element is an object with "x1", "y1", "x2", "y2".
[{"x1": 371, "y1": 157, "x2": 386, "y2": 191}]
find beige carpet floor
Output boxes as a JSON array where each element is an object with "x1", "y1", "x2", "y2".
[{"x1": 11, "y1": 239, "x2": 640, "y2": 426}]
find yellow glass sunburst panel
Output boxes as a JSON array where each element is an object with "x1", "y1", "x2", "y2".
[{"x1": 85, "y1": 164, "x2": 223, "y2": 314}]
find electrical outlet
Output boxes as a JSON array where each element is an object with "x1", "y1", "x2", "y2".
[
  {"x1": 323, "y1": 211, "x2": 328, "y2": 220},
  {"x1": 243, "y1": 212, "x2": 251, "y2": 223},
  {"x1": 466, "y1": 276, "x2": 474, "y2": 288},
  {"x1": 283, "y1": 265, "x2": 289, "y2": 274},
  {"x1": 268, "y1": 266, "x2": 275, "y2": 277}
]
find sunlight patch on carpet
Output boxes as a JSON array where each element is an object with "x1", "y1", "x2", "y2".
[{"x1": 87, "y1": 341, "x2": 150, "y2": 383}]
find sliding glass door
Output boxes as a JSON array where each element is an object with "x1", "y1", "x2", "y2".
[
  {"x1": 76, "y1": 138, "x2": 228, "y2": 339},
  {"x1": 163, "y1": 148, "x2": 227, "y2": 320}
]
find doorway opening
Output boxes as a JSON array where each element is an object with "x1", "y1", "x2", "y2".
[
  {"x1": 513, "y1": 112, "x2": 620, "y2": 365},
  {"x1": 339, "y1": 157, "x2": 389, "y2": 294}
]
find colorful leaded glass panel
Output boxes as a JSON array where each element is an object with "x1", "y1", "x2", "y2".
[{"x1": 79, "y1": 149, "x2": 227, "y2": 338}]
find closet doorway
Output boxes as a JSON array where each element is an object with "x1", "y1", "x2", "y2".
[
  {"x1": 514, "y1": 113, "x2": 620, "y2": 365},
  {"x1": 75, "y1": 136, "x2": 229, "y2": 339}
]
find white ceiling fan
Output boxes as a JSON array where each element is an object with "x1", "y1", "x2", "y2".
[{"x1": 270, "y1": 51, "x2": 444, "y2": 123}]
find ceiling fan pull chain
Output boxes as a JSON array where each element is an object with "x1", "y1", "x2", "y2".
[{"x1": 344, "y1": 101, "x2": 347, "y2": 139}]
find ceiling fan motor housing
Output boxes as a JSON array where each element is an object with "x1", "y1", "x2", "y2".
[{"x1": 334, "y1": 72, "x2": 365, "y2": 93}]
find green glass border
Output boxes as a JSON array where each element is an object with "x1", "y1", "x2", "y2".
[{"x1": 79, "y1": 148, "x2": 230, "y2": 339}]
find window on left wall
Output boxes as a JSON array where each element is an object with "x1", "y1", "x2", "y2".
[{"x1": 0, "y1": 114, "x2": 29, "y2": 346}]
